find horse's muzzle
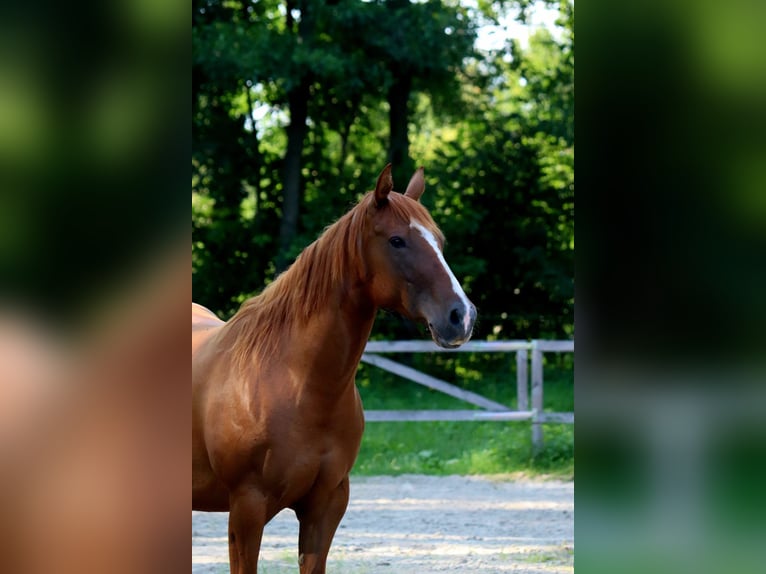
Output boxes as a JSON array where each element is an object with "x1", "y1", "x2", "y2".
[{"x1": 428, "y1": 301, "x2": 477, "y2": 349}]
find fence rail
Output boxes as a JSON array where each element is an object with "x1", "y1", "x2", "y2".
[{"x1": 361, "y1": 339, "x2": 574, "y2": 453}]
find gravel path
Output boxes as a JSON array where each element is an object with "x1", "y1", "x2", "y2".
[{"x1": 192, "y1": 475, "x2": 573, "y2": 574}]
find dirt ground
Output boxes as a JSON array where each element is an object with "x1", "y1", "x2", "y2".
[{"x1": 192, "y1": 474, "x2": 573, "y2": 574}]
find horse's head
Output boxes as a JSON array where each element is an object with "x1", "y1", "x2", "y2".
[{"x1": 361, "y1": 164, "x2": 477, "y2": 348}]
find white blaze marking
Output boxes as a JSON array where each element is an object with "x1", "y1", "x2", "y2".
[{"x1": 410, "y1": 220, "x2": 473, "y2": 333}]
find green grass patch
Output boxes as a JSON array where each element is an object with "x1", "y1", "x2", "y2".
[
  {"x1": 259, "y1": 551, "x2": 370, "y2": 574},
  {"x1": 351, "y1": 352, "x2": 574, "y2": 478}
]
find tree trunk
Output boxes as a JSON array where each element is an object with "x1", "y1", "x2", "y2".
[
  {"x1": 277, "y1": 0, "x2": 313, "y2": 272},
  {"x1": 278, "y1": 80, "x2": 309, "y2": 271},
  {"x1": 387, "y1": 73, "x2": 414, "y2": 188}
]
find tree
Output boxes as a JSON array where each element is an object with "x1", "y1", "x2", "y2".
[
  {"x1": 359, "y1": 0, "x2": 476, "y2": 185},
  {"x1": 192, "y1": 0, "x2": 575, "y2": 340}
]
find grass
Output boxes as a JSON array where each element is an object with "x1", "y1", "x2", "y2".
[
  {"x1": 515, "y1": 544, "x2": 575, "y2": 564},
  {"x1": 258, "y1": 551, "x2": 369, "y2": 574},
  {"x1": 351, "y1": 352, "x2": 574, "y2": 478}
]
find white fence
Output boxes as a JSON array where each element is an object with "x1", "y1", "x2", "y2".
[{"x1": 360, "y1": 340, "x2": 574, "y2": 453}]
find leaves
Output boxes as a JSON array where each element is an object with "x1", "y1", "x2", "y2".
[{"x1": 192, "y1": 0, "x2": 574, "y2": 337}]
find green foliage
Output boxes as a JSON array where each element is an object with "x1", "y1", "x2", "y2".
[{"x1": 192, "y1": 0, "x2": 575, "y2": 336}]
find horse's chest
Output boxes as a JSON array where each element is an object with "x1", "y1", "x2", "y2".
[
  {"x1": 205, "y1": 381, "x2": 363, "y2": 506},
  {"x1": 258, "y1": 408, "x2": 362, "y2": 496},
  {"x1": 260, "y1": 439, "x2": 354, "y2": 506}
]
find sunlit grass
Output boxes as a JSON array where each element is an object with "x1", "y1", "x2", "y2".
[{"x1": 352, "y1": 355, "x2": 574, "y2": 478}]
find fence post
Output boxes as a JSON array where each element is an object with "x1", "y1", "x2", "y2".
[
  {"x1": 531, "y1": 340, "x2": 544, "y2": 455},
  {"x1": 516, "y1": 348, "x2": 528, "y2": 411}
]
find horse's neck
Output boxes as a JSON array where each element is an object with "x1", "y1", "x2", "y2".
[{"x1": 286, "y1": 289, "x2": 376, "y2": 394}]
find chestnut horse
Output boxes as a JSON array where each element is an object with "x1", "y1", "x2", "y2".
[{"x1": 192, "y1": 164, "x2": 476, "y2": 573}]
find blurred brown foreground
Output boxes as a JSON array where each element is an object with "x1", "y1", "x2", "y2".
[{"x1": 0, "y1": 245, "x2": 189, "y2": 574}]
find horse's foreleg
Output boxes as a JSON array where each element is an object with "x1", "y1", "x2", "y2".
[
  {"x1": 295, "y1": 477, "x2": 350, "y2": 574},
  {"x1": 227, "y1": 487, "x2": 266, "y2": 574}
]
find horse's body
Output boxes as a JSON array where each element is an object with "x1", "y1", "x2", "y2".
[{"x1": 192, "y1": 165, "x2": 476, "y2": 573}]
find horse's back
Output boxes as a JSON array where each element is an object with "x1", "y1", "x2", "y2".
[
  {"x1": 192, "y1": 303, "x2": 224, "y2": 353},
  {"x1": 192, "y1": 302, "x2": 223, "y2": 328}
]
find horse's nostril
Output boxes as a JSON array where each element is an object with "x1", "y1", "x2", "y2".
[{"x1": 449, "y1": 308, "x2": 461, "y2": 326}]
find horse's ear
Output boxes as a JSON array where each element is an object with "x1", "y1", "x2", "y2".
[
  {"x1": 404, "y1": 167, "x2": 425, "y2": 202},
  {"x1": 374, "y1": 163, "x2": 394, "y2": 207},
  {"x1": 375, "y1": 163, "x2": 394, "y2": 207}
]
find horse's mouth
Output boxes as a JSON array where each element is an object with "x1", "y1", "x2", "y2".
[
  {"x1": 438, "y1": 340, "x2": 463, "y2": 349},
  {"x1": 427, "y1": 323, "x2": 471, "y2": 349}
]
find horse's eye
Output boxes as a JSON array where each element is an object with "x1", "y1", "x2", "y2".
[{"x1": 388, "y1": 236, "x2": 406, "y2": 249}]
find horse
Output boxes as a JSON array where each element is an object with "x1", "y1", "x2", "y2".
[{"x1": 192, "y1": 164, "x2": 476, "y2": 574}]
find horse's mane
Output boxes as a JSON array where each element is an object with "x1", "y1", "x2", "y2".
[{"x1": 220, "y1": 190, "x2": 441, "y2": 372}]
